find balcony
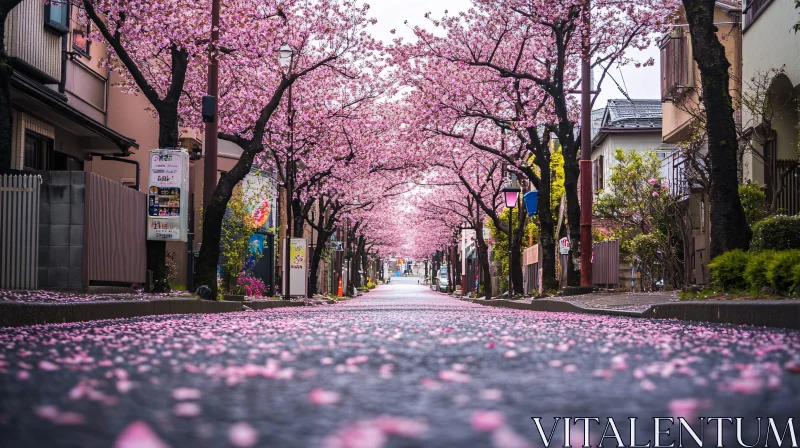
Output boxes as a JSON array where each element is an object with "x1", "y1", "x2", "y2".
[{"x1": 743, "y1": 0, "x2": 775, "y2": 31}]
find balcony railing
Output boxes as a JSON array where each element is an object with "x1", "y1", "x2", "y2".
[{"x1": 743, "y1": 0, "x2": 774, "y2": 31}]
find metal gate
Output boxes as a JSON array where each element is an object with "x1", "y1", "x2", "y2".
[
  {"x1": 592, "y1": 239, "x2": 620, "y2": 288},
  {"x1": 776, "y1": 160, "x2": 800, "y2": 216},
  {"x1": 0, "y1": 174, "x2": 41, "y2": 290}
]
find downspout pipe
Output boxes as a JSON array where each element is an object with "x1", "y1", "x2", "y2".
[{"x1": 101, "y1": 155, "x2": 139, "y2": 191}]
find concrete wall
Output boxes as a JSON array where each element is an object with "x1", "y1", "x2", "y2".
[{"x1": 38, "y1": 171, "x2": 86, "y2": 290}]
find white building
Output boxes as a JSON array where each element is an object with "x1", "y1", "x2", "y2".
[
  {"x1": 741, "y1": 0, "x2": 800, "y2": 215},
  {"x1": 590, "y1": 99, "x2": 672, "y2": 195}
]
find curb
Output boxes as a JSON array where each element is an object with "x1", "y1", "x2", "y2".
[
  {"x1": 643, "y1": 300, "x2": 800, "y2": 330},
  {"x1": 245, "y1": 301, "x2": 307, "y2": 310},
  {"x1": 461, "y1": 298, "x2": 800, "y2": 330},
  {"x1": 461, "y1": 298, "x2": 642, "y2": 318},
  {"x1": 0, "y1": 299, "x2": 303, "y2": 328}
]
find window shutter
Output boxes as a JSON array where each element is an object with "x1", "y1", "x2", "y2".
[
  {"x1": 598, "y1": 155, "x2": 604, "y2": 190},
  {"x1": 661, "y1": 43, "x2": 671, "y2": 100},
  {"x1": 681, "y1": 32, "x2": 690, "y2": 87}
]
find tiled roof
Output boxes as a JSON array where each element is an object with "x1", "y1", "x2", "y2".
[
  {"x1": 601, "y1": 99, "x2": 662, "y2": 130},
  {"x1": 716, "y1": 0, "x2": 742, "y2": 9}
]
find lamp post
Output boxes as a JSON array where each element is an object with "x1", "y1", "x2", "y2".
[
  {"x1": 502, "y1": 184, "x2": 521, "y2": 297},
  {"x1": 279, "y1": 44, "x2": 293, "y2": 301}
]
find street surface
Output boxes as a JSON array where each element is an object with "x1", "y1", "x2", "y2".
[{"x1": 1, "y1": 277, "x2": 799, "y2": 447}]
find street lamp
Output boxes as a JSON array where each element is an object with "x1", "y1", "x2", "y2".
[
  {"x1": 280, "y1": 44, "x2": 294, "y2": 301},
  {"x1": 502, "y1": 184, "x2": 521, "y2": 297}
]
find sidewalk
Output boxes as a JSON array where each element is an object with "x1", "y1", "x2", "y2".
[
  {"x1": 459, "y1": 291, "x2": 800, "y2": 330},
  {"x1": 0, "y1": 289, "x2": 317, "y2": 328},
  {"x1": 530, "y1": 291, "x2": 679, "y2": 312}
]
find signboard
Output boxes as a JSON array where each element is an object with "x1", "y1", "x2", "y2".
[
  {"x1": 147, "y1": 149, "x2": 189, "y2": 241},
  {"x1": 283, "y1": 238, "x2": 307, "y2": 297},
  {"x1": 559, "y1": 237, "x2": 571, "y2": 255},
  {"x1": 242, "y1": 172, "x2": 276, "y2": 231}
]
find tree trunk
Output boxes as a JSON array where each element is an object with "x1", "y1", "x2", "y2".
[
  {"x1": 474, "y1": 218, "x2": 492, "y2": 299},
  {"x1": 195, "y1": 150, "x2": 257, "y2": 297},
  {"x1": 147, "y1": 108, "x2": 182, "y2": 292},
  {"x1": 292, "y1": 198, "x2": 305, "y2": 238},
  {"x1": 308, "y1": 229, "x2": 329, "y2": 296},
  {"x1": 683, "y1": 0, "x2": 751, "y2": 256}
]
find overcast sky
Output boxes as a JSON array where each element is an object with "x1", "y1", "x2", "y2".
[{"x1": 366, "y1": 0, "x2": 662, "y2": 110}]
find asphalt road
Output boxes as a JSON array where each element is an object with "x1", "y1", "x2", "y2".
[{"x1": 1, "y1": 277, "x2": 799, "y2": 447}]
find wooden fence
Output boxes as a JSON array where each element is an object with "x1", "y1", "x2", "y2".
[
  {"x1": 0, "y1": 174, "x2": 41, "y2": 290},
  {"x1": 85, "y1": 172, "x2": 146, "y2": 285}
]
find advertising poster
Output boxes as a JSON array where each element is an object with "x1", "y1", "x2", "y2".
[
  {"x1": 147, "y1": 149, "x2": 189, "y2": 241},
  {"x1": 242, "y1": 172, "x2": 276, "y2": 232}
]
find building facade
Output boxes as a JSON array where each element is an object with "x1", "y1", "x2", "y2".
[
  {"x1": 590, "y1": 99, "x2": 668, "y2": 196},
  {"x1": 659, "y1": 0, "x2": 743, "y2": 285},
  {"x1": 740, "y1": 0, "x2": 800, "y2": 215}
]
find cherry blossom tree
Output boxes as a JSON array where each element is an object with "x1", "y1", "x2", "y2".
[
  {"x1": 61, "y1": 0, "x2": 290, "y2": 291},
  {"x1": 394, "y1": 0, "x2": 679, "y2": 285},
  {"x1": 681, "y1": 0, "x2": 751, "y2": 255},
  {"x1": 183, "y1": 0, "x2": 383, "y2": 296}
]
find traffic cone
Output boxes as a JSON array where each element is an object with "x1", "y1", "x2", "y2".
[{"x1": 337, "y1": 277, "x2": 343, "y2": 297}]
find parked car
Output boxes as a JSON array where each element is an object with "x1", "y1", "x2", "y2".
[{"x1": 436, "y1": 266, "x2": 449, "y2": 292}]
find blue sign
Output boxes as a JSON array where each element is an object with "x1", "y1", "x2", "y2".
[
  {"x1": 523, "y1": 191, "x2": 539, "y2": 217},
  {"x1": 244, "y1": 233, "x2": 265, "y2": 271}
]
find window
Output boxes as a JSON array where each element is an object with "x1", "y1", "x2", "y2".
[
  {"x1": 44, "y1": 1, "x2": 69, "y2": 34},
  {"x1": 24, "y1": 132, "x2": 53, "y2": 171},
  {"x1": 72, "y1": 18, "x2": 90, "y2": 57},
  {"x1": 592, "y1": 156, "x2": 604, "y2": 192},
  {"x1": 744, "y1": 0, "x2": 774, "y2": 30},
  {"x1": 23, "y1": 132, "x2": 83, "y2": 171},
  {"x1": 660, "y1": 29, "x2": 692, "y2": 101}
]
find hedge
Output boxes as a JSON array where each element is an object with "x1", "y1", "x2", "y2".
[
  {"x1": 743, "y1": 251, "x2": 776, "y2": 294},
  {"x1": 710, "y1": 249, "x2": 800, "y2": 296},
  {"x1": 708, "y1": 250, "x2": 752, "y2": 291},
  {"x1": 766, "y1": 250, "x2": 800, "y2": 295},
  {"x1": 751, "y1": 215, "x2": 800, "y2": 251}
]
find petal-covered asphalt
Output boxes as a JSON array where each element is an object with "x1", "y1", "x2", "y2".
[{"x1": 1, "y1": 277, "x2": 799, "y2": 447}]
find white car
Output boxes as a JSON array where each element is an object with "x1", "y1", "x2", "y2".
[{"x1": 437, "y1": 276, "x2": 449, "y2": 292}]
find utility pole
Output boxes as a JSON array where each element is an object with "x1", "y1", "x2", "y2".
[
  {"x1": 203, "y1": 0, "x2": 220, "y2": 210},
  {"x1": 579, "y1": 0, "x2": 593, "y2": 288},
  {"x1": 284, "y1": 84, "x2": 294, "y2": 301}
]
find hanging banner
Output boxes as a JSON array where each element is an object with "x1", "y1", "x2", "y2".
[
  {"x1": 242, "y1": 172, "x2": 276, "y2": 232},
  {"x1": 283, "y1": 238, "x2": 307, "y2": 297},
  {"x1": 147, "y1": 149, "x2": 189, "y2": 241}
]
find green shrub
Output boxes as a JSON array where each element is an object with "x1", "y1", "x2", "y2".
[
  {"x1": 708, "y1": 250, "x2": 752, "y2": 291},
  {"x1": 792, "y1": 264, "x2": 800, "y2": 296},
  {"x1": 366, "y1": 281, "x2": 376, "y2": 290},
  {"x1": 738, "y1": 183, "x2": 767, "y2": 226},
  {"x1": 751, "y1": 215, "x2": 800, "y2": 251},
  {"x1": 765, "y1": 250, "x2": 800, "y2": 295},
  {"x1": 744, "y1": 251, "x2": 776, "y2": 293}
]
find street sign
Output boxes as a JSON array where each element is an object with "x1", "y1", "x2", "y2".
[
  {"x1": 559, "y1": 237, "x2": 571, "y2": 255},
  {"x1": 147, "y1": 149, "x2": 189, "y2": 242}
]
